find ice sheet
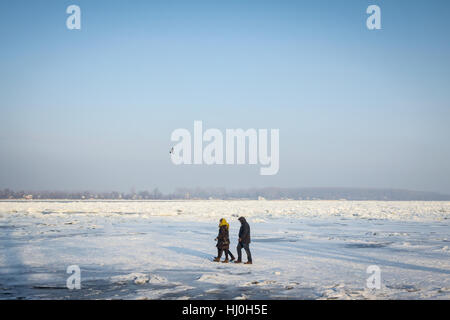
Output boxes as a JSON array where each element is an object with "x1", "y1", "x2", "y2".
[{"x1": 0, "y1": 200, "x2": 449, "y2": 299}]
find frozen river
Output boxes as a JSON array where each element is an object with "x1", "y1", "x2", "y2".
[{"x1": 0, "y1": 200, "x2": 449, "y2": 299}]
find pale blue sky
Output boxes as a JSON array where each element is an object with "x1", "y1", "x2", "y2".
[{"x1": 1, "y1": 0, "x2": 449, "y2": 193}]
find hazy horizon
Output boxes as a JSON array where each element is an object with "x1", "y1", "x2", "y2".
[
  {"x1": 2, "y1": 186, "x2": 450, "y2": 202},
  {"x1": 3, "y1": 185, "x2": 450, "y2": 195}
]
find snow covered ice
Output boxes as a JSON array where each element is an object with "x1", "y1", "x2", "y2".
[{"x1": 0, "y1": 200, "x2": 449, "y2": 299}]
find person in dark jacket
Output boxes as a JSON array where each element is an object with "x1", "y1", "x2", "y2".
[
  {"x1": 235, "y1": 216, "x2": 252, "y2": 264},
  {"x1": 213, "y1": 218, "x2": 235, "y2": 263}
]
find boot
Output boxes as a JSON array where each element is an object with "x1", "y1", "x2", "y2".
[
  {"x1": 244, "y1": 261, "x2": 252, "y2": 265},
  {"x1": 234, "y1": 260, "x2": 242, "y2": 264},
  {"x1": 230, "y1": 256, "x2": 235, "y2": 262},
  {"x1": 222, "y1": 258, "x2": 229, "y2": 263},
  {"x1": 213, "y1": 257, "x2": 220, "y2": 262}
]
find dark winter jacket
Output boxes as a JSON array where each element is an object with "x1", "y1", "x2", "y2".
[
  {"x1": 216, "y1": 225, "x2": 230, "y2": 250},
  {"x1": 238, "y1": 217, "x2": 251, "y2": 244}
]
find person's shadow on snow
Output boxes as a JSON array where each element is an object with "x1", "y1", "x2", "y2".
[{"x1": 165, "y1": 246, "x2": 211, "y2": 260}]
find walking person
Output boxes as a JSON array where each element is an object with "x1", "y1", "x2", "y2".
[
  {"x1": 235, "y1": 217, "x2": 252, "y2": 264},
  {"x1": 213, "y1": 218, "x2": 235, "y2": 263}
]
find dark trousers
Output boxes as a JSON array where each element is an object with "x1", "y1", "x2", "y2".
[
  {"x1": 237, "y1": 242, "x2": 252, "y2": 262},
  {"x1": 217, "y1": 248, "x2": 235, "y2": 260}
]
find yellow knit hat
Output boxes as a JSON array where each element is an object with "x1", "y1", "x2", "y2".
[{"x1": 219, "y1": 218, "x2": 229, "y2": 230}]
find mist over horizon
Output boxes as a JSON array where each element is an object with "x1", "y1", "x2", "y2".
[{"x1": 2, "y1": 186, "x2": 450, "y2": 201}]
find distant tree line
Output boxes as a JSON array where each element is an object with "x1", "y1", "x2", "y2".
[
  {"x1": 1, "y1": 187, "x2": 449, "y2": 201},
  {"x1": 0, "y1": 188, "x2": 163, "y2": 200}
]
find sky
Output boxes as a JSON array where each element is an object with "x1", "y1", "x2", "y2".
[{"x1": 0, "y1": 0, "x2": 449, "y2": 194}]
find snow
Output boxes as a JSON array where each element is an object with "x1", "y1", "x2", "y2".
[{"x1": 0, "y1": 200, "x2": 449, "y2": 300}]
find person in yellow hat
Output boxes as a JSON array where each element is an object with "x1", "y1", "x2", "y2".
[{"x1": 213, "y1": 218, "x2": 235, "y2": 263}]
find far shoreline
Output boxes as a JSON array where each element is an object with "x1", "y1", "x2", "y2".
[{"x1": 1, "y1": 199, "x2": 450, "y2": 202}]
